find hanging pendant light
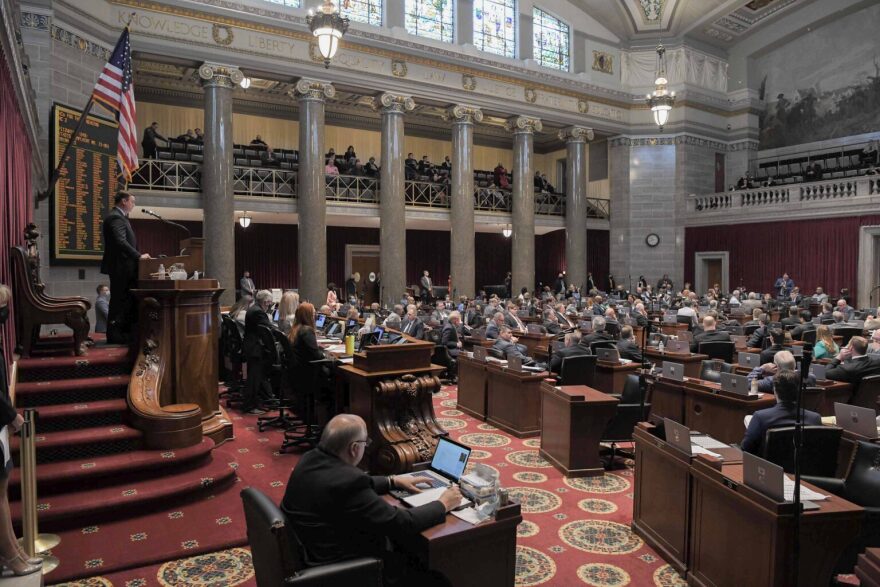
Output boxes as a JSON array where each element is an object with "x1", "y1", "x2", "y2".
[
  {"x1": 238, "y1": 212, "x2": 252, "y2": 228},
  {"x1": 646, "y1": 18, "x2": 675, "y2": 132},
  {"x1": 502, "y1": 224, "x2": 512, "y2": 238},
  {"x1": 307, "y1": 0, "x2": 349, "y2": 68}
]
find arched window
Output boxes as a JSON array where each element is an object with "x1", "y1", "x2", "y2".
[
  {"x1": 405, "y1": 0, "x2": 454, "y2": 43},
  {"x1": 340, "y1": 0, "x2": 383, "y2": 26},
  {"x1": 473, "y1": 0, "x2": 516, "y2": 58},
  {"x1": 533, "y1": 7, "x2": 569, "y2": 71},
  {"x1": 262, "y1": 0, "x2": 302, "y2": 6}
]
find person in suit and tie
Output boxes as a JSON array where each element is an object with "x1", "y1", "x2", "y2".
[
  {"x1": 240, "y1": 271, "x2": 256, "y2": 299},
  {"x1": 586, "y1": 272, "x2": 596, "y2": 292},
  {"x1": 431, "y1": 302, "x2": 449, "y2": 324},
  {"x1": 746, "y1": 314, "x2": 771, "y2": 348},
  {"x1": 790, "y1": 310, "x2": 815, "y2": 341},
  {"x1": 549, "y1": 331, "x2": 591, "y2": 374},
  {"x1": 543, "y1": 307, "x2": 562, "y2": 335},
  {"x1": 486, "y1": 312, "x2": 505, "y2": 340},
  {"x1": 94, "y1": 284, "x2": 110, "y2": 334},
  {"x1": 759, "y1": 329, "x2": 786, "y2": 365},
  {"x1": 492, "y1": 326, "x2": 536, "y2": 364},
  {"x1": 440, "y1": 311, "x2": 463, "y2": 358},
  {"x1": 141, "y1": 122, "x2": 168, "y2": 159},
  {"x1": 420, "y1": 270, "x2": 433, "y2": 304},
  {"x1": 581, "y1": 316, "x2": 614, "y2": 349},
  {"x1": 553, "y1": 272, "x2": 566, "y2": 295},
  {"x1": 741, "y1": 370, "x2": 821, "y2": 454},
  {"x1": 774, "y1": 273, "x2": 794, "y2": 299},
  {"x1": 826, "y1": 337, "x2": 880, "y2": 396},
  {"x1": 691, "y1": 316, "x2": 731, "y2": 353},
  {"x1": 400, "y1": 305, "x2": 425, "y2": 339},
  {"x1": 780, "y1": 306, "x2": 802, "y2": 329},
  {"x1": 630, "y1": 302, "x2": 648, "y2": 328},
  {"x1": 616, "y1": 326, "x2": 643, "y2": 363},
  {"x1": 503, "y1": 302, "x2": 526, "y2": 331},
  {"x1": 100, "y1": 191, "x2": 150, "y2": 345},
  {"x1": 242, "y1": 290, "x2": 276, "y2": 415}
]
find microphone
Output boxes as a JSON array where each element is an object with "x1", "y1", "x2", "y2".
[
  {"x1": 142, "y1": 208, "x2": 191, "y2": 240},
  {"x1": 142, "y1": 208, "x2": 162, "y2": 219}
]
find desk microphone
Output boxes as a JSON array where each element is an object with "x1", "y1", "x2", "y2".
[{"x1": 141, "y1": 208, "x2": 191, "y2": 240}]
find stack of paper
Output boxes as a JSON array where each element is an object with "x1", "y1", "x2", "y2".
[{"x1": 783, "y1": 475, "x2": 828, "y2": 501}]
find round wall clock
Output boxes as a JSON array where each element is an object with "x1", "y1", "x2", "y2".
[{"x1": 645, "y1": 233, "x2": 660, "y2": 247}]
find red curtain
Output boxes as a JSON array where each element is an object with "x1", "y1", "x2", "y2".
[
  {"x1": 0, "y1": 54, "x2": 34, "y2": 363},
  {"x1": 685, "y1": 215, "x2": 880, "y2": 297},
  {"x1": 534, "y1": 229, "x2": 610, "y2": 291}
]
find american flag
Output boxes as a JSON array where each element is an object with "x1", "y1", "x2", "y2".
[{"x1": 91, "y1": 27, "x2": 138, "y2": 182}]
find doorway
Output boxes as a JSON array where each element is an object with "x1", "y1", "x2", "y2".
[
  {"x1": 345, "y1": 245, "x2": 380, "y2": 305},
  {"x1": 857, "y1": 226, "x2": 880, "y2": 308},
  {"x1": 694, "y1": 251, "x2": 729, "y2": 293}
]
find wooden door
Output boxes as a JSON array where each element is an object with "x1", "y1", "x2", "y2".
[
  {"x1": 352, "y1": 253, "x2": 380, "y2": 305},
  {"x1": 706, "y1": 259, "x2": 722, "y2": 292}
]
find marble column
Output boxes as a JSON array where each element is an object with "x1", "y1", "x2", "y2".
[
  {"x1": 198, "y1": 63, "x2": 242, "y2": 306},
  {"x1": 559, "y1": 126, "x2": 594, "y2": 292},
  {"x1": 447, "y1": 105, "x2": 483, "y2": 299},
  {"x1": 293, "y1": 78, "x2": 335, "y2": 306},
  {"x1": 373, "y1": 93, "x2": 415, "y2": 307},
  {"x1": 506, "y1": 115, "x2": 542, "y2": 295}
]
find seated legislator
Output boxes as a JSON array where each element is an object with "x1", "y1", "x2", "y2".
[
  {"x1": 812, "y1": 287, "x2": 829, "y2": 304},
  {"x1": 813, "y1": 325, "x2": 839, "y2": 360},
  {"x1": 616, "y1": 326, "x2": 643, "y2": 363},
  {"x1": 581, "y1": 316, "x2": 614, "y2": 348},
  {"x1": 747, "y1": 313, "x2": 772, "y2": 349},
  {"x1": 549, "y1": 330, "x2": 590, "y2": 374},
  {"x1": 400, "y1": 305, "x2": 424, "y2": 339},
  {"x1": 630, "y1": 302, "x2": 649, "y2": 328},
  {"x1": 741, "y1": 370, "x2": 821, "y2": 455},
  {"x1": 486, "y1": 312, "x2": 505, "y2": 340},
  {"x1": 746, "y1": 350, "x2": 815, "y2": 394},
  {"x1": 691, "y1": 316, "x2": 731, "y2": 352},
  {"x1": 742, "y1": 308, "x2": 763, "y2": 330},
  {"x1": 493, "y1": 326, "x2": 544, "y2": 368},
  {"x1": 543, "y1": 307, "x2": 562, "y2": 335},
  {"x1": 826, "y1": 337, "x2": 880, "y2": 393},
  {"x1": 287, "y1": 302, "x2": 327, "y2": 382},
  {"x1": 282, "y1": 414, "x2": 460, "y2": 586},
  {"x1": 781, "y1": 306, "x2": 802, "y2": 329},
  {"x1": 759, "y1": 328, "x2": 786, "y2": 365},
  {"x1": 790, "y1": 310, "x2": 815, "y2": 341},
  {"x1": 440, "y1": 311, "x2": 463, "y2": 358},
  {"x1": 243, "y1": 290, "x2": 276, "y2": 415},
  {"x1": 835, "y1": 298, "x2": 855, "y2": 321},
  {"x1": 865, "y1": 307, "x2": 880, "y2": 331}
]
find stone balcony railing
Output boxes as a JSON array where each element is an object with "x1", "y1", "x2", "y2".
[
  {"x1": 129, "y1": 159, "x2": 611, "y2": 220},
  {"x1": 685, "y1": 176, "x2": 880, "y2": 225}
]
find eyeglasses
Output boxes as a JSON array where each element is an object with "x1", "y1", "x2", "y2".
[{"x1": 353, "y1": 438, "x2": 372, "y2": 447}]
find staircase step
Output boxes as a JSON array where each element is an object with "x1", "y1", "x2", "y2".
[
  {"x1": 11, "y1": 456, "x2": 236, "y2": 529},
  {"x1": 15, "y1": 375, "x2": 128, "y2": 407},
  {"x1": 17, "y1": 347, "x2": 131, "y2": 382},
  {"x1": 12, "y1": 424, "x2": 143, "y2": 464},
  {"x1": 33, "y1": 398, "x2": 128, "y2": 432},
  {"x1": 10, "y1": 438, "x2": 215, "y2": 497}
]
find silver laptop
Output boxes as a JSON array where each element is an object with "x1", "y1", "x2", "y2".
[
  {"x1": 834, "y1": 402, "x2": 878, "y2": 438},
  {"x1": 663, "y1": 314, "x2": 678, "y2": 324},
  {"x1": 597, "y1": 348, "x2": 620, "y2": 363},
  {"x1": 743, "y1": 452, "x2": 785, "y2": 502},
  {"x1": 810, "y1": 363, "x2": 826, "y2": 381},
  {"x1": 788, "y1": 345, "x2": 803, "y2": 357},
  {"x1": 473, "y1": 346, "x2": 487, "y2": 362},
  {"x1": 400, "y1": 436, "x2": 472, "y2": 507},
  {"x1": 662, "y1": 361, "x2": 684, "y2": 381},
  {"x1": 667, "y1": 340, "x2": 690, "y2": 353},
  {"x1": 507, "y1": 355, "x2": 523, "y2": 372},
  {"x1": 720, "y1": 372, "x2": 751, "y2": 396},
  {"x1": 664, "y1": 418, "x2": 693, "y2": 455},
  {"x1": 739, "y1": 352, "x2": 761, "y2": 369}
]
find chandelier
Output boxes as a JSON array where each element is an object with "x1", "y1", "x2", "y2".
[
  {"x1": 646, "y1": 42, "x2": 675, "y2": 131},
  {"x1": 307, "y1": 1, "x2": 349, "y2": 68}
]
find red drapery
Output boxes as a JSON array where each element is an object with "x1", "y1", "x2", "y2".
[
  {"x1": 131, "y1": 219, "x2": 610, "y2": 295},
  {"x1": 685, "y1": 215, "x2": 880, "y2": 297},
  {"x1": 0, "y1": 54, "x2": 35, "y2": 363}
]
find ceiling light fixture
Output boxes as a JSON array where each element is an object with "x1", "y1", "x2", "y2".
[
  {"x1": 240, "y1": 77, "x2": 252, "y2": 89},
  {"x1": 502, "y1": 224, "x2": 512, "y2": 238},
  {"x1": 238, "y1": 212, "x2": 252, "y2": 228},
  {"x1": 307, "y1": 1, "x2": 349, "y2": 68},
  {"x1": 646, "y1": 19, "x2": 675, "y2": 131}
]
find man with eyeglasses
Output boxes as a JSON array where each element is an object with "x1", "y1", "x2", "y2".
[{"x1": 282, "y1": 414, "x2": 461, "y2": 586}]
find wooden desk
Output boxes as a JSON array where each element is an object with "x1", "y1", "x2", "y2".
[
  {"x1": 647, "y1": 375, "x2": 687, "y2": 424},
  {"x1": 633, "y1": 423, "x2": 742, "y2": 575},
  {"x1": 485, "y1": 363, "x2": 546, "y2": 438},
  {"x1": 594, "y1": 360, "x2": 641, "y2": 395},
  {"x1": 539, "y1": 383, "x2": 618, "y2": 477},
  {"x1": 457, "y1": 355, "x2": 489, "y2": 420},
  {"x1": 811, "y1": 379, "x2": 853, "y2": 416},
  {"x1": 682, "y1": 379, "x2": 775, "y2": 444},
  {"x1": 395, "y1": 500, "x2": 522, "y2": 587},
  {"x1": 855, "y1": 547, "x2": 880, "y2": 587},
  {"x1": 689, "y1": 459, "x2": 864, "y2": 587},
  {"x1": 644, "y1": 349, "x2": 708, "y2": 378},
  {"x1": 516, "y1": 332, "x2": 553, "y2": 359},
  {"x1": 463, "y1": 336, "x2": 492, "y2": 352},
  {"x1": 660, "y1": 322, "x2": 690, "y2": 336}
]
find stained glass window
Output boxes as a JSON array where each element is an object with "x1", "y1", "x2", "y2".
[
  {"x1": 262, "y1": 0, "x2": 302, "y2": 7},
  {"x1": 533, "y1": 7, "x2": 569, "y2": 71},
  {"x1": 405, "y1": 0, "x2": 454, "y2": 43},
  {"x1": 473, "y1": 0, "x2": 516, "y2": 58},
  {"x1": 340, "y1": 0, "x2": 383, "y2": 26}
]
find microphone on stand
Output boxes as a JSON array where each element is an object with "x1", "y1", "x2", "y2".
[{"x1": 141, "y1": 208, "x2": 192, "y2": 246}]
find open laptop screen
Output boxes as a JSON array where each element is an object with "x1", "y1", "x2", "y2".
[
  {"x1": 315, "y1": 314, "x2": 327, "y2": 329},
  {"x1": 431, "y1": 437, "x2": 471, "y2": 481}
]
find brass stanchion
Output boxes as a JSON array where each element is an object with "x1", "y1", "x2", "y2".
[{"x1": 18, "y1": 408, "x2": 59, "y2": 573}]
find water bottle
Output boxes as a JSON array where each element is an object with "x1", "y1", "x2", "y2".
[
  {"x1": 751, "y1": 378, "x2": 759, "y2": 395},
  {"x1": 658, "y1": 340, "x2": 665, "y2": 353},
  {"x1": 157, "y1": 263, "x2": 166, "y2": 280}
]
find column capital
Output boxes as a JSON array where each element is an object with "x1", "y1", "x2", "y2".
[
  {"x1": 291, "y1": 78, "x2": 335, "y2": 102},
  {"x1": 445, "y1": 104, "x2": 484, "y2": 124},
  {"x1": 372, "y1": 92, "x2": 416, "y2": 114},
  {"x1": 198, "y1": 62, "x2": 244, "y2": 88},
  {"x1": 505, "y1": 115, "x2": 542, "y2": 134},
  {"x1": 558, "y1": 126, "x2": 594, "y2": 143}
]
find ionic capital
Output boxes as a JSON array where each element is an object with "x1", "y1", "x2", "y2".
[
  {"x1": 558, "y1": 126, "x2": 595, "y2": 143},
  {"x1": 291, "y1": 78, "x2": 336, "y2": 102},
  {"x1": 372, "y1": 93, "x2": 416, "y2": 114},
  {"x1": 198, "y1": 62, "x2": 244, "y2": 89},
  {"x1": 445, "y1": 104, "x2": 484, "y2": 124},
  {"x1": 505, "y1": 115, "x2": 542, "y2": 134}
]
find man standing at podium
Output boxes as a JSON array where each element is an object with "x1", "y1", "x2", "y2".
[{"x1": 101, "y1": 191, "x2": 149, "y2": 344}]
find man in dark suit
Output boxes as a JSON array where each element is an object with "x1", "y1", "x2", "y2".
[
  {"x1": 440, "y1": 311, "x2": 462, "y2": 358},
  {"x1": 616, "y1": 326, "x2": 643, "y2": 363},
  {"x1": 826, "y1": 337, "x2": 880, "y2": 397},
  {"x1": 553, "y1": 272, "x2": 566, "y2": 295},
  {"x1": 759, "y1": 328, "x2": 786, "y2": 365},
  {"x1": 747, "y1": 314, "x2": 771, "y2": 349},
  {"x1": 486, "y1": 312, "x2": 505, "y2": 340},
  {"x1": 790, "y1": 310, "x2": 815, "y2": 341},
  {"x1": 543, "y1": 307, "x2": 562, "y2": 335},
  {"x1": 400, "y1": 305, "x2": 424, "y2": 339},
  {"x1": 781, "y1": 306, "x2": 801, "y2": 329},
  {"x1": 817, "y1": 302, "x2": 834, "y2": 323},
  {"x1": 549, "y1": 331, "x2": 590, "y2": 374},
  {"x1": 630, "y1": 302, "x2": 648, "y2": 328},
  {"x1": 492, "y1": 326, "x2": 533, "y2": 363},
  {"x1": 503, "y1": 302, "x2": 526, "y2": 331},
  {"x1": 774, "y1": 273, "x2": 795, "y2": 299},
  {"x1": 282, "y1": 414, "x2": 460, "y2": 585},
  {"x1": 240, "y1": 271, "x2": 256, "y2": 299},
  {"x1": 100, "y1": 191, "x2": 150, "y2": 344},
  {"x1": 420, "y1": 271, "x2": 433, "y2": 304},
  {"x1": 94, "y1": 284, "x2": 110, "y2": 334},
  {"x1": 581, "y1": 316, "x2": 614, "y2": 349},
  {"x1": 835, "y1": 298, "x2": 855, "y2": 321},
  {"x1": 141, "y1": 121, "x2": 168, "y2": 159},
  {"x1": 741, "y1": 371, "x2": 821, "y2": 454},
  {"x1": 242, "y1": 290, "x2": 276, "y2": 415},
  {"x1": 691, "y1": 316, "x2": 731, "y2": 353}
]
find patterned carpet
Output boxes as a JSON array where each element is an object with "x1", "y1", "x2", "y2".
[{"x1": 50, "y1": 385, "x2": 687, "y2": 587}]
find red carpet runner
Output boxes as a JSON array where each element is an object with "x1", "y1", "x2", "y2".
[{"x1": 49, "y1": 384, "x2": 689, "y2": 587}]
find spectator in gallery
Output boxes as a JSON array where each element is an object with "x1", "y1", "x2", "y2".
[
  {"x1": 250, "y1": 134, "x2": 267, "y2": 146},
  {"x1": 325, "y1": 147, "x2": 337, "y2": 161},
  {"x1": 365, "y1": 157, "x2": 380, "y2": 177},
  {"x1": 541, "y1": 174, "x2": 555, "y2": 193},
  {"x1": 405, "y1": 153, "x2": 419, "y2": 180},
  {"x1": 95, "y1": 284, "x2": 110, "y2": 334},
  {"x1": 860, "y1": 139, "x2": 879, "y2": 167},
  {"x1": 141, "y1": 121, "x2": 168, "y2": 159},
  {"x1": 175, "y1": 129, "x2": 195, "y2": 142},
  {"x1": 534, "y1": 171, "x2": 544, "y2": 190},
  {"x1": 344, "y1": 145, "x2": 356, "y2": 162},
  {"x1": 441, "y1": 156, "x2": 451, "y2": 172},
  {"x1": 805, "y1": 162, "x2": 823, "y2": 182},
  {"x1": 764, "y1": 175, "x2": 777, "y2": 187},
  {"x1": 494, "y1": 163, "x2": 510, "y2": 189},
  {"x1": 193, "y1": 128, "x2": 204, "y2": 143},
  {"x1": 350, "y1": 159, "x2": 367, "y2": 176},
  {"x1": 325, "y1": 158, "x2": 339, "y2": 176}
]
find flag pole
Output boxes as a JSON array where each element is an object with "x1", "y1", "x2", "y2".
[{"x1": 37, "y1": 13, "x2": 136, "y2": 202}]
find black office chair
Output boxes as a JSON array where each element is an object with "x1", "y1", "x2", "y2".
[
  {"x1": 558, "y1": 354, "x2": 597, "y2": 387},
  {"x1": 743, "y1": 324, "x2": 761, "y2": 337},
  {"x1": 488, "y1": 347, "x2": 505, "y2": 360},
  {"x1": 283, "y1": 358, "x2": 335, "y2": 451},
  {"x1": 219, "y1": 314, "x2": 246, "y2": 408},
  {"x1": 600, "y1": 374, "x2": 650, "y2": 470},
  {"x1": 698, "y1": 359, "x2": 733, "y2": 383},
  {"x1": 240, "y1": 487, "x2": 382, "y2": 587},
  {"x1": 676, "y1": 315, "x2": 694, "y2": 331},
  {"x1": 590, "y1": 340, "x2": 616, "y2": 354},
  {"x1": 762, "y1": 425, "x2": 843, "y2": 476},
  {"x1": 604, "y1": 321, "x2": 621, "y2": 339},
  {"x1": 802, "y1": 441, "x2": 880, "y2": 573},
  {"x1": 259, "y1": 330, "x2": 300, "y2": 432},
  {"x1": 432, "y1": 344, "x2": 456, "y2": 384},
  {"x1": 801, "y1": 329, "x2": 817, "y2": 344},
  {"x1": 851, "y1": 374, "x2": 880, "y2": 409},
  {"x1": 834, "y1": 327, "x2": 863, "y2": 346},
  {"x1": 698, "y1": 341, "x2": 735, "y2": 364}
]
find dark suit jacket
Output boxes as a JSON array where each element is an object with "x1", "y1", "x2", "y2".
[
  {"x1": 543, "y1": 320, "x2": 561, "y2": 335},
  {"x1": 790, "y1": 322, "x2": 815, "y2": 341},
  {"x1": 281, "y1": 447, "x2": 446, "y2": 565},
  {"x1": 400, "y1": 318, "x2": 424, "y2": 339},
  {"x1": 420, "y1": 276, "x2": 433, "y2": 296},
  {"x1": 827, "y1": 355, "x2": 880, "y2": 391},
  {"x1": 631, "y1": 311, "x2": 648, "y2": 328},
  {"x1": 243, "y1": 305, "x2": 273, "y2": 359},
  {"x1": 581, "y1": 331, "x2": 613, "y2": 348},
  {"x1": 486, "y1": 322, "x2": 502, "y2": 340},
  {"x1": 95, "y1": 295, "x2": 109, "y2": 333},
  {"x1": 550, "y1": 344, "x2": 590, "y2": 374},
  {"x1": 100, "y1": 207, "x2": 140, "y2": 277},
  {"x1": 616, "y1": 339, "x2": 643, "y2": 363},
  {"x1": 759, "y1": 344, "x2": 785, "y2": 365},
  {"x1": 741, "y1": 402, "x2": 821, "y2": 454},
  {"x1": 492, "y1": 338, "x2": 530, "y2": 362},
  {"x1": 747, "y1": 326, "x2": 770, "y2": 349},
  {"x1": 781, "y1": 317, "x2": 801, "y2": 329},
  {"x1": 692, "y1": 330, "x2": 732, "y2": 353},
  {"x1": 440, "y1": 322, "x2": 460, "y2": 352}
]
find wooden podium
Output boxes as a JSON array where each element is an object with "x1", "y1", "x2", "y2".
[
  {"x1": 128, "y1": 247, "x2": 232, "y2": 449},
  {"x1": 137, "y1": 237, "x2": 205, "y2": 280}
]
